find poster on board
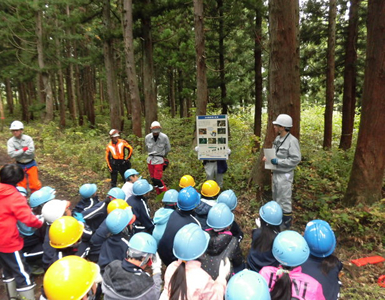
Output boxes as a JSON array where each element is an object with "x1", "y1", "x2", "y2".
[{"x1": 196, "y1": 115, "x2": 228, "y2": 160}]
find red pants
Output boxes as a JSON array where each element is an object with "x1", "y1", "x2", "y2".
[
  {"x1": 147, "y1": 163, "x2": 167, "y2": 194},
  {"x1": 17, "y1": 166, "x2": 42, "y2": 193}
]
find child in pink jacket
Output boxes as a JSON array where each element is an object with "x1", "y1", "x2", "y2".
[
  {"x1": 259, "y1": 230, "x2": 325, "y2": 300},
  {"x1": 160, "y1": 223, "x2": 230, "y2": 300}
]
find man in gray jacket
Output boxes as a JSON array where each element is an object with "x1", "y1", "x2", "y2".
[
  {"x1": 264, "y1": 114, "x2": 301, "y2": 230},
  {"x1": 7, "y1": 120, "x2": 41, "y2": 193},
  {"x1": 145, "y1": 121, "x2": 171, "y2": 194}
]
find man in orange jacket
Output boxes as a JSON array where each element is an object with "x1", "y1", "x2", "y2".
[{"x1": 105, "y1": 129, "x2": 133, "y2": 188}]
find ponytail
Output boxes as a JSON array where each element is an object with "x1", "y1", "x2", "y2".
[
  {"x1": 270, "y1": 268, "x2": 292, "y2": 300},
  {"x1": 169, "y1": 261, "x2": 188, "y2": 300},
  {"x1": 252, "y1": 219, "x2": 280, "y2": 252},
  {"x1": 321, "y1": 254, "x2": 340, "y2": 275}
]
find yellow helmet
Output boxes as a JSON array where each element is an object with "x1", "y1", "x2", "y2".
[
  {"x1": 49, "y1": 216, "x2": 84, "y2": 249},
  {"x1": 44, "y1": 256, "x2": 99, "y2": 300},
  {"x1": 179, "y1": 175, "x2": 196, "y2": 188},
  {"x1": 107, "y1": 199, "x2": 129, "y2": 214},
  {"x1": 201, "y1": 180, "x2": 220, "y2": 197}
]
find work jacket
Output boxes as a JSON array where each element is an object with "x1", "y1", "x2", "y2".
[
  {"x1": 7, "y1": 134, "x2": 36, "y2": 163},
  {"x1": 105, "y1": 139, "x2": 133, "y2": 170}
]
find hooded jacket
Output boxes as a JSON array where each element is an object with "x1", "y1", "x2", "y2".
[
  {"x1": 152, "y1": 207, "x2": 175, "y2": 244},
  {"x1": 0, "y1": 183, "x2": 43, "y2": 252}
]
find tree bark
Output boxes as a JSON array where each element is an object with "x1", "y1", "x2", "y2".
[
  {"x1": 339, "y1": 0, "x2": 360, "y2": 150},
  {"x1": 253, "y1": 7, "x2": 263, "y2": 151},
  {"x1": 122, "y1": 0, "x2": 142, "y2": 137},
  {"x1": 218, "y1": 0, "x2": 227, "y2": 115},
  {"x1": 141, "y1": 3, "x2": 157, "y2": 134},
  {"x1": 66, "y1": 5, "x2": 77, "y2": 121},
  {"x1": 344, "y1": 0, "x2": 385, "y2": 206},
  {"x1": 168, "y1": 67, "x2": 176, "y2": 118},
  {"x1": 103, "y1": 0, "x2": 121, "y2": 130},
  {"x1": 35, "y1": 1, "x2": 54, "y2": 122},
  {"x1": 250, "y1": 0, "x2": 300, "y2": 190},
  {"x1": 193, "y1": 0, "x2": 208, "y2": 116},
  {"x1": 323, "y1": 0, "x2": 337, "y2": 149},
  {"x1": 5, "y1": 79, "x2": 14, "y2": 115},
  {"x1": 55, "y1": 18, "x2": 66, "y2": 128},
  {"x1": 18, "y1": 82, "x2": 29, "y2": 122}
]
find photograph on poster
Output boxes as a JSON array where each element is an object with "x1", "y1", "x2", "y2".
[
  {"x1": 208, "y1": 138, "x2": 217, "y2": 144},
  {"x1": 218, "y1": 128, "x2": 226, "y2": 135},
  {"x1": 210, "y1": 130, "x2": 217, "y2": 137},
  {"x1": 199, "y1": 128, "x2": 207, "y2": 135},
  {"x1": 217, "y1": 120, "x2": 226, "y2": 127},
  {"x1": 218, "y1": 138, "x2": 226, "y2": 144},
  {"x1": 199, "y1": 138, "x2": 208, "y2": 144}
]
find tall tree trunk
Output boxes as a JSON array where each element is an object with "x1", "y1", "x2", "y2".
[
  {"x1": 103, "y1": 0, "x2": 121, "y2": 130},
  {"x1": 35, "y1": 1, "x2": 54, "y2": 122},
  {"x1": 323, "y1": 0, "x2": 337, "y2": 149},
  {"x1": 178, "y1": 69, "x2": 186, "y2": 118},
  {"x1": 218, "y1": 0, "x2": 227, "y2": 115},
  {"x1": 5, "y1": 79, "x2": 14, "y2": 115},
  {"x1": 122, "y1": 0, "x2": 142, "y2": 137},
  {"x1": 250, "y1": 0, "x2": 300, "y2": 189},
  {"x1": 18, "y1": 82, "x2": 29, "y2": 122},
  {"x1": 253, "y1": 7, "x2": 263, "y2": 151},
  {"x1": 55, "y1": 19, "x2": 66, "y2": 128},
  {"x1": 193, "y1": 0, "x2": 208, "y2": 116},
  {"x1": 66, "y1": 5, "x2": 77, "y2": 121},
  {"x1": 339, "y1": 0, "x2": 360, "y2": 150},
  {"x1": 344, "y1": 0, "x2": 385, "y2": 206},
  {"x1": 141, "y1": 6, "x2": 157, "y2": 134},
  {"x1": 168, "y1": 68, "x2": 176, "y2": 118}
]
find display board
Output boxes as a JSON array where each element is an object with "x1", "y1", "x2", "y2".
[{"x1": 196, "y1": 115, "x2": 228, "y2": 160}]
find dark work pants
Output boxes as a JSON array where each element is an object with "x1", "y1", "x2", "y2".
[
  {"x1": 0, "y1": 251, "x2": 34, "y2": 289},
  {"x1": 110, "y1": 160, "x2": 131, "y2": 187}
]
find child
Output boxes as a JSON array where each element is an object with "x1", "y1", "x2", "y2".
[
  {"x1": 152, "y1": 189, "x2": 178, "y2": 244},
  {"x1": 225, "y1": 269, "x2": 271, "y2": 300},
  {"x1": 179, "y1": 175, "x2": 196, "y2": 189},
  {"x1": 98, "y1": 208, "x2": 136, "y2": 272},
  {"x1": 247, "y1": 201, "x2": 282, "y2": 272},
  {"x1": 201, "y1": 203, "x2": 244, "y2": 279},
  {"x1": 195, "y1": 180, "x2": 220, "y2": 229},
  {"x1": 301, "y1": 220, "x2": 343, "y2": 300},
  {"x1": 160, "y1": 223, "x2": 230, "y2": 300},
  {"x1": 216, "y1": 189, "x2": 243, "y2": 242},
  {"x1": 126, "y1": 179, "x2": 154, "y2": 234},
  {"x1": 102, "y1": 232, "x2": 162, "y2": 299},
  {"x1": 72, "y1": 183, "x2": 99, "y2": 215},
  {"x1": 259, "y1": 230, "x2": 325, "y2": 300},
  {"x1": 157, "y1": 186, "x2": 202, "y2": 266},
  {"x1": 121, "y1": 169, "x2": 141, "y2": 200}
]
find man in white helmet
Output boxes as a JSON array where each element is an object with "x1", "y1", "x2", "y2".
[
  {"x1": 145, "y1": 121, "x2": 171, "y2": 194},
  {"x1": 263, "y1": 114, "x2": 301, "y2": 230},
  {"x1": 7, "y1": 121, "x2": 42, "y2": 193}
]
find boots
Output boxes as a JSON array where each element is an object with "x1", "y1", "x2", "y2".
[
  {"x1": 18, "y1": 285, "x2": 36, "y2": 300},
  {"x1": 4, "y1": 279, "x2": 18, "y2": 300},
  {"x1": 280, "y1": 212, "x2": 292, "y2": 230}
]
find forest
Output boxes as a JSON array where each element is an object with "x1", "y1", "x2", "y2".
[{"x1": 0, "y1": 0, "x2": 384, "y2": 298}]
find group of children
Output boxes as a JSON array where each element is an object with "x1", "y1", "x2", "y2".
[{"x1": 0, "y1": 163, "x2": 342, "y2": 300}]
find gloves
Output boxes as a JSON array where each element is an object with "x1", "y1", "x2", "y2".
[
  {"x1": 22, "y1": 147, "x2": 29, "y2": 152},
  {"x1": 151, "y1": 252, "x2": 162, "y2": 275},
  {"x1": 218, "y1": 257, "x2": 231, "y2": 280},
  {"x1": 73, "y1": 212, "x2": 86, "y2": 223},
  {"x1": 271, "y1": 158, "x2": 278, "y2": 165}
]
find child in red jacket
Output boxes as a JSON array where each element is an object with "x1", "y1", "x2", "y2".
[{"x1": 0, "y1": 164, "x2": 43, "y2": 300}]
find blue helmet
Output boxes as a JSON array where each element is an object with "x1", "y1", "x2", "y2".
[
  {"x1": 40, "y1": 186, "x2": 56, "y2": 195},
  {"x1": 217, "y1": 190, "x2": 237, "y2": 211},
  {"x1": 173, "y1": 223, "x2": 209, "y2": 261},
  {"x1": 16, "y1": 186, "x2": 28, "y2": 197},
  {"x1": 124, "y1": 169, "x2": 140, "y2": 180},
  {"x1": 272, "y1": 230, "x2": 310, "y2": 267},
  {"x1": 206, "y1": 203, "x2": 234, "y2": 230},
  {"x1": 177, "y1": 186, "x2": 201, "y2": 211},
  {"x1": 304, "y1": 220, "x2": 336, "y2": 258},
  {"x1": 132, "y1": 179, "x2": 153, "y2": 196},
  {"x1": 225, "y1": 269, "x2": 271, "y2": 300},
  {"x1": 128, "y1": 232, "x2": 157, "y2": 255},
  {"x1": 162, "y1": 189, "x2": 179, "y2": 204},
  {"x1": 29, "y1": 190, "x2": 55, "y2": 208},
  {"x1": 17, "y1": 221, "x2": 36, "y2": 236},
  {"x1": 79, "y1": 184, "x2": 97, "y2": 199},
  {"x1": 106, "y1": 209, "x2": 133, "y2": 234},
  {"x1": 107, "y1": 187, "x2": 126, "y2": 200},
  {"x1": 259, "y1": 201, "x2": 283, "y2": 226}
]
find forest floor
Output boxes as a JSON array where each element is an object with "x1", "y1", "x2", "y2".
[{"x1": 0, "y1": 140, "x2": 384, "y2": 299}]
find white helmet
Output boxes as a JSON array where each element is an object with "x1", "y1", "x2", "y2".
[
  {"x1": 272, "y1": 114, "x2": 293, "y2": 128},
  {"x1": 150, "y1": 121, "x2": 161, "y2": 129},
  {"x1": 42, "y1": 200, "x2": 70, "y2": 224},
  {"x1": 10, "y1": 121, "x2": 24, "y2": 130},
  {"x1": 109, "y1": 129, "x2": 120, "y2": 137}
]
